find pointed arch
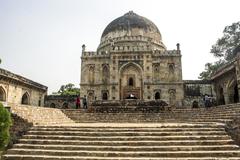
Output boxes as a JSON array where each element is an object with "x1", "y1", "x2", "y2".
[
  {"x1": 50, "y1": 103, "x2": 56, "y2": 108},
  {"x1": 102, "y1": 64, "x2": 110, "y2": 84},
  {"x1": 119, "y1": 62, "x2": 143, "y2": 75},
  {"x1": 21, "y1": 92, "x2": 30, "y2": 105},
  {"x1": 128, "y1": 77, "x2": 134, "y2": 86},
  {"x1": 155, "y1": 92, "x2": 160, "y2": 100},
  {"x1": 119, "y1": 62, "x2": 143, "y2": 100},
  {"x1": 102, "y1": 91, "x2": 108, "y2": 100},
  {"x1": 0, "y1": 86, "x2": 6, "y2": 102},
  {"x1": 88, "y1": 65, "x2": 95, "y2": 84}
]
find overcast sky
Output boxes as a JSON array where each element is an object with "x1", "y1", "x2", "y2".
[{"x1": 0, "y1": 0, "x2": 239, "y2": 94}]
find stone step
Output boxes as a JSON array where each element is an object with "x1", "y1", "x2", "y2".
[
  {"x1": 13, "y1": 144, "x2": 240, "y2": 151},
  {"x1": 4, "y1": 154, "x2": 240, "y2": 160},
  {"x1": 26, "y1": 130, "x2": 227, "y2": 136},
  {"x1": 34, "y1": 123, "x2": 225, "y2": 128},
  {"x1": 6, "y1": 149, "x2": 240, "y2": 157},
  {"x1": 66, "y1": 120, "x2": 233, "y2": 123},
  {"x1": 18, "y1": 139, "x2": 235, "y2": 146},
  {"x1": 30, "y1": 127, "x2": 225, "y2": 132},
  {"x1": 67, "y1": 117, "x2": 233, "y2": 122},
  {"x1": 22, "y1": 134, "x2": 231, "y2": 141},
  {"x1": 64, "y1": 112, "x2": 240, "y2": 116}
]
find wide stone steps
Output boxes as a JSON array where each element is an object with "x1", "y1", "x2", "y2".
[
  {"x1": 13, "y1": 144, "x2": 239, "y2": 151},
  {"x1": 6, "y1": 149, "x2": 240, "y2": 157},
  {"x1": 30, "y1": 127, "x2": 225, "y2": 132},
  {"x1": 63, "y1": 104, "x2": 240, "y2": 123},
  {"x1": 22, "y1": 135, "x2": 231, "y2": 141},
  {"x1": 4, "y1": 155, "x2": 240, "y2": 160},
  {"x1": 3, "y1": 123, "x2": 240, "y2": 159},
  {"x1": 68, "y1": 118, "x2": 233, "y2": 123},
  {"x1": 25, "y1": 130, "x2": 227, "y2": 136}
]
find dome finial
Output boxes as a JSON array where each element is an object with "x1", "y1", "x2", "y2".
[{"x1": 124, "y1": 11, "x2": 136, "y2": 16}]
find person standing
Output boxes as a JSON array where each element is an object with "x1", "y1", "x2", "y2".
[
  {"x1": 75, "y1": 96, "x2": 80, "y2": 109},
  {"x1": 204, "y1": 94, "x2": 210, "y2": 108},
  {"x1": 83, "y1": 95, "x2": 87, "y2": 109}
]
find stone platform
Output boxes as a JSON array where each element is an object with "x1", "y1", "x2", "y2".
[
  {"x1": 3, "y1": 122, "x2": 240, "y2": 159},
  {"x1": 3, "y1": 103, "x2": 240, "y2": 159}
]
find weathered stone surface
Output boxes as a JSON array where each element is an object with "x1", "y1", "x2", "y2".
[
  {"x1": 9, "y1": 113, "x2": 33, "y2": 148},
  {"x1": 45, "y1": 95, "x2": 78, "y2": 109},
  {"x1": 80, "y1": 11, "x2": 184, "y2": 107},
  {"x1": 0, "y1": 68, "x2": 47, "y2": 106},
  {"x1": 9, "y1": 103, "x2": 74, "y2": 125},
  {"x1": 3, "y1": 122, "x2": 240, "y2": 159}
]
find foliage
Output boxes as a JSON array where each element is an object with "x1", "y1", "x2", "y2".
[
  {"x1": 0, "y1": 103, "x2": 12, "y2": 150},
  {"x1": 210, "y1": 21, "x2": 240, "y2": 60},
  {"x1": 199, "y1": 21, "x2": 240, "y2": 80},
  {"x1": 199, "y1": 60, "x2": 226, "y2": 80},
  {"x1": 54, "y1": 83, "x2": 80, "y2": 96}
]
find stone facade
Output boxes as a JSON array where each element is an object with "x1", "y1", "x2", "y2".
[
  {"x1": 183, "y1": 80, "x2": 214, "y2": 107},
  {"x1": 211, "y1": 56, "x2": 240, "y2": 105},
  {"x1": 0, "y1": 68, "x2": 47, "y2": 106},
  {"x1": 80, "y1": 11, "x2": 184, "y2": 107},
  {"x1": 45, "y1": 95, "x2": 78, "y2": 109},
  {"x1": 210, "y1": 48, "x2": 240, "y2": 105}
]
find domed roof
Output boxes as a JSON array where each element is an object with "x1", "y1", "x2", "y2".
[
  {"x1": 98, "y1": 11, "x2": 166, "y2": 51},
  {"x1": 101, "y1": 11, "x2": 161, "y2": 39}
]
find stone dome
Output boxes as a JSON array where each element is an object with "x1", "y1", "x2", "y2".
[{"x1": 98, "y1": 11, "x2": 166, "y2": 51}]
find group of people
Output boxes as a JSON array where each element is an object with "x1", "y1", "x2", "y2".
[
  {"x1": 75, "y1": 95, "x2": 88, "y2": 109},
  {"x1": 203, "y1": 94, "x2": 215, "y2": 108}
]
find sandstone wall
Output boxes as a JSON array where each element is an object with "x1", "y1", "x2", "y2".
[{"x1": 0, "y1": 81, "x2": 47, "y2": 106}]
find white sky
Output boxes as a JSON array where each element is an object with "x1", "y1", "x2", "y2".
[{"x1": 0, "y1": 0, "x2": 239, "y2": 94}]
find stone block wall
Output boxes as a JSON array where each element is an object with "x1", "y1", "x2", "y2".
[
  {"x1": 183, "y1": 80, "x2": 215, "y2": 107},
  {"x1": 9, "y1": 103, "x2": 74, "y2": 125},
  {"x1": 0, "y1": 81, "x2": 47, "y2": 106},
  {"x1": 44, "y1": 95, "x2": 78, "y2": 109}
]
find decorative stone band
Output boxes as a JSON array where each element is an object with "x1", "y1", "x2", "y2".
[
  {"x1": 98, "y1": 35, "x2": 165, "y2": 50},
  {"x1": 0, "y1": 68, "x2": 47, "y2": 91}
]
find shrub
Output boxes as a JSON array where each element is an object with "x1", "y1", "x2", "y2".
[{"x1": 0, "y1": 103, "x2": 12, "y2": 150}]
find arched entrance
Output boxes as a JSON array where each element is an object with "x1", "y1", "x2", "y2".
[
  {"x1": 62, "y1": 102, "x2": 68, "y2": 109},
  {"x1": 119, "y1": 63, "x2": 143, "y2": 100},
  {"x1": 155, "y1": 92, "x2": 160, "y2": 100},
  {"x1": 87, "y1": 92, "x2": 94, "y2": 102},
  {"x1": 102, "y1": 92, "x2": 108, "y2": 100},
  {"x1": 0, "y1": 87, "x2": 6, "y2": 101},
  {"x1": 21, "y1": 92, "x2": 30, "y2": 105},
  {"x1": 234, "y1": 84, "x2": 239, "y2": 103},
  {"x1": 219, "y1": 88, "x2": 225, "y2": 105},
  {"x1": 226, "y1": 78, "x2": 239, "y2": 104},
  {"x1": 50, "y1": 103, "x2": 56, "y2": 108}
]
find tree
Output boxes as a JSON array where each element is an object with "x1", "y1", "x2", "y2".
[
  {"x1": 211, "y1": 21, "x2": 240, "y2": 61},
  {"x1": 199, "y1": 21, "x2": 240, "y2": 80},
  {"x1": 199, "y1": 60, "x2": 226, "y2": 80},
  {"x1": 53, "y1": 83, "x2": 80, "y2": 96},
  {"x1": 0, "y1": 103, "x2": 12, "y2": 150}
]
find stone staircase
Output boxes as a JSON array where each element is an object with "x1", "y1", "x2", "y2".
[
  {"x1": 9, "y1": 103, "x2": 74, "y2": 125},
  {"x1": 62, "y1": 104, "x2": 240, "y2": 123},
  {"x1": 3, "y1": 123, "x2": 240, "y2": 159},
  {"x1": 3, "y1": 103, "x2": 240, "y2": 159}
]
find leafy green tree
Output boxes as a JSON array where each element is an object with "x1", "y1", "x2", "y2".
[
  {"x1": 199, "y1": 60, "x2": 226, "y2": 80},
  {"x1": 199, "y1": 21, "x2": 240, "y2": 80},
  {"x1": 0, "y1": 103, "x2": 12, "y2": 150},
  {"x1": 54, "y1": 83, "x2": 80, "y2": 96},
  {"x1": 211, "y1": 21, "x2": 240, "y2": 60}
]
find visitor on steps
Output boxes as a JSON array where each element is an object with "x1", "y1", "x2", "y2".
[
  {"x1": 76, "y1": 96, "x2": 80, "y2": 109},
  {"x1": 83, "y1": 95, "x2": 87, "y2": 109},
  {"x1": 204, "y1": 94, "x2": 210, "y2": 108}
]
